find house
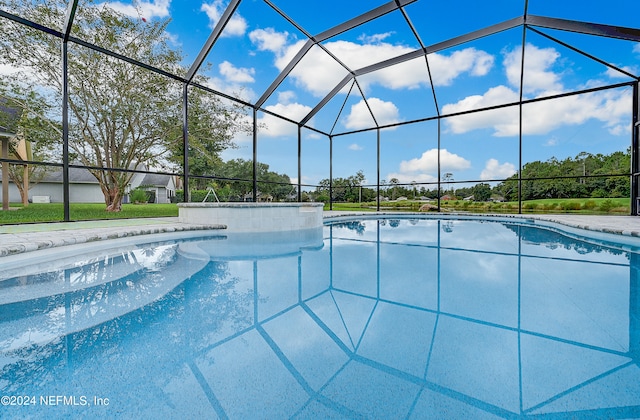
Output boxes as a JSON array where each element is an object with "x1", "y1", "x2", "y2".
[
  {"x1": 131, "y1": 172, "x2": 177, "y2": 204},
  {"x1": 243, "y1": 191, "x2": 273, "y2": 202},
  {"x1": 0, "y1": 164, "x2": 176, "y2": 204}
]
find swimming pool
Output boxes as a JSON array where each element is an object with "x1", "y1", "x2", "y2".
[{"x1": 1, "y1": 215, "x2": 639, "y2": 418}]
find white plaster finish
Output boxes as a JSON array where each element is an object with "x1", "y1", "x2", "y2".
[{"x1": 177, "y1": 202, "x2": 324, "y2": 233}]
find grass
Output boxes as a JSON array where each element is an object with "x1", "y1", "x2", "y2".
[
  {"x1": 324, "y1": 202, "x2": 377, "y2": 211},
  {"x1": 0, "y1": 198, "x2": 632, "y2": 224},
  {"x1": 0, "y1": 203, "x2": 178, "y2": 224},
  {"x1": 325, "y1": 197, "x2": 631, "y2": 215}
]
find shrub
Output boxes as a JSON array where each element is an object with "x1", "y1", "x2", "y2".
[
  {"x1": 129, "y1": 188, "x2": 148, "y2": 204},
  {"x1": 582, "y1": 200, "x2": 597, "y2": 210},
  {"x1": 599, "y1": 199, "x2": 614, "y2": 212},
  {"x1": 610, "y1": 206, "x2": 628, "y2": 214},
  {"x1": 174, "y1": 190, "x2": 185, "y2": 203},
  {"x1": 560, "y1": 201, "x2": 581, "y2": 211},
  {"x1": 190, "y1": 190, "x2": 208, "y2": 202}
]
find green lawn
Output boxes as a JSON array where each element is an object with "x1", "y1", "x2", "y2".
[
  {"x1": 0, "y1": 203, "x2": 178, "y2": 224},
  {"x1": 0, "y1": 198, "x2": 632, "y2": 224},
  {"x1": 326, "y1": 197, "x2": 631, "y2": 214}
]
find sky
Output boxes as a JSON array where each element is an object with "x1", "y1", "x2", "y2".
[{"x1": 6, "y1": 0, "x2": 640, "y2": 189}]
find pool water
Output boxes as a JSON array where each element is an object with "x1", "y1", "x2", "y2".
[{"x1": 1, "y1": 216, "x2": 639, "y2": 419}]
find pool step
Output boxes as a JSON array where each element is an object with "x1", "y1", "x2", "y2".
[{"x1": 0, "y1": 242, "x2": 210, "y2": 352}]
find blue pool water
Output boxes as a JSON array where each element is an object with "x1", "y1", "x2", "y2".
[{"x1": 0, "y1": 216, "x2": 639, "y2": 419}]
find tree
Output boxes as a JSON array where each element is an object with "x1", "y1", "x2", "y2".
[
  {"x1": 315, "y1": 170, "x2": 367, "y2": 203},
  {"x1": 495, "y1": 150, "x2": 631, "y2": 201},
  {"x1": 471, "y1": 183, "x2": 492, "y2": 202},
  {"x1": 0, "y1": 1, "x2": 246, "y2": 211},
  {"x1": 211, "y1": 158, "x2": 292, "y2": 201},
  {"x1": 165, "y1": 85, "x2": 252, "y2": 190},
  {"x1": 0, "y1": 80, "x2": 61, "y2": 205},
  {"x1": 442, "y1": 172, "x2": 454, "y2": 197},
  {"x1": 389, "y1": 177, "x2": 399, "y2": 200}
]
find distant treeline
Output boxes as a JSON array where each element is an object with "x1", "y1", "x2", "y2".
[
  {"x1": 494, "y1": 150, "x2": 630, "y2": 201},
  {"x1": 312, "y1": 150, "x2": 631, "y2": 203}
]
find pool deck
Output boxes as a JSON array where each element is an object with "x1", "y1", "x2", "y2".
[{"x1": 1, "y1": 212, "x2": 640, "y2": 257}]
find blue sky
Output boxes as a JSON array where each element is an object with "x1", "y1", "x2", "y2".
[{"x1": 45, "y1": 1, "x2": 640, "y2": 187}]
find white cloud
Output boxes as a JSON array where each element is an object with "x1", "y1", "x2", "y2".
[
  {"x1": 545, "y1": 137, "x2": 558, "y2": 146},
  {"x1": 218, "y1": 61, "x2": 255, "y2": 83},
  {"x1": 250, "y1": 29, "x2": 495, "y2": 97},
  {"x1": 441, "y1": 85, "x2": 520, "y2": 135},
  {"x1": 201, "y1": 77, "x2": 256, "y2": 103},
  {"x1": 504, "y1": 44, "x2": 562, "y2": 93},
  {"x1": 358, "y1": 32, "x2": 394, "y2": 44},
  {"x1": 275, "y1": 40, "x2": 351, "y2": 97},
  {"x1": 400, "y1": 148, "x2": 471, "y2": 173},
  {"x1": 344, "y1": 98, "x2": 400, "y2": 129},
  {"x1": 340, "y1": 44, "x2": 493, "y2": 91},
  {"x1": 348, "y1": 144, "x2": 363, "y2": 151},
  {"x1": 258, "y1": 102, "x2": 312, "y2": 137},
  {"x1": 277, "y1": 91, "x2": 296, "y2": 105},
  {"x1": 442, "y1": 43, "x2": 633, "y2": 137},
  {"x1": 324, "y1": 39, "x2": 407, "y2": 70},
  {"x1": 345, "y1": 46, "x2": 494, "y2": 91},
  {"x1": 357, "y1": 57, "x2": 429, "y2": 91},
  {"x1": 102, "y1": 0, "x2": 170, "y2": 19},
  {"x1": 522, "y1": 90, "x2": 631, "y2": 136},
  {"x1": 227, "y1": 100, "x2": 317, "y2": 142},
  {"x1": 201, "y1": 0, "x2": 246, "y2": 36},
  {"x1": 444, "y1": 87, "x2": 632, "y2": 137},
  {"x1": 605, "y1": 65, "x2": 637, "y2": 79},
  {"x1": 385, "y1": 171, "x2": 437, "y2": 184},
  {"x1": 429, "y1": 48, "x2": 494, "y2": 86},
  {"x1": 480, "y1": 159, "x2": 516, "y2": 180},
  {"x1": 443, "y1": 84, "x2": 519, "y2": 115},
  {"x1": 634, "y1": 44, "x2": 640, "y2": 55},
  {"x1": 608, "y1": 124, "x2": 627, "y2": 136},
  {"x1": 249, "y1": 28, "x2": 290, "y2": 53},
  {"x1": 387, "y1": 148, "x2": 470, "y2": 184}
]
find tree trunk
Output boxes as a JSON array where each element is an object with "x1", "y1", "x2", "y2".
[
  {"x1": 22, "y1": 164, "x2": 29, "y2": 206},
  {"x1": 105, "y1": 187, "x2": 123, "y2": 212},
  {"x1": 8, "y1": 164, "x2": 29, "y2": 207}
]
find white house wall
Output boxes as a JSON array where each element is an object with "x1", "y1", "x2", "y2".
[
  {"x1": 0, "y1": 183, "x2": 105, "y2": 203},
  {"x1": 1, "y1": 171, "x2": 176, "y2": 204},
  {"x1": 1, "y1": 184, "x2": 21, "y2": 203}
]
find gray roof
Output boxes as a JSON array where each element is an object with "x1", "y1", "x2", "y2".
[
  {"x1": 0, "y1": 166, "x2": 173, "y2": 187},
  {"x1": 139, "y1": 173, "x2": 172, "y2": 187},
  {"x1": 1, "y1": 166, "x2": 104, "y2": 184},
  {"x1": 41, "y1": 167, "x2": 98, "y2": 183},
  {"x1": 0, "y1": 125, "x2": 16, "y2": 137}
]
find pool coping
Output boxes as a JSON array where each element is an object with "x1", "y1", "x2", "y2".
[
  {"x1": 0, "y1": 217, "x2": 226, "y2": 257},
  {"x1": 1, "y1": 212, "x2": 640, "y2": 257}
]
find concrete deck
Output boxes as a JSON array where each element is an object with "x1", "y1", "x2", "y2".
[{"x1": 1, "y1": 212, "x2": 640, "y2": 257}]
